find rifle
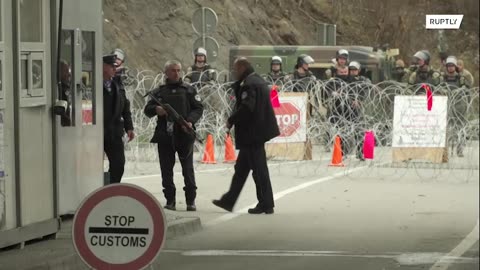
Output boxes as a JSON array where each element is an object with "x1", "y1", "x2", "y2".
[{"x1": 144, "y1": 91, "x2": 202, "y2": 143}]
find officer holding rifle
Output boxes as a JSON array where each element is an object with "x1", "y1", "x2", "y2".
[{"x1": 144, "y1": 60, "x2": 204, "y2": 212}]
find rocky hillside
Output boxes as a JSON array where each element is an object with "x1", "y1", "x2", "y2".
[{"x1": 103, "y1": 0, "x2": 479, "y2": 82}]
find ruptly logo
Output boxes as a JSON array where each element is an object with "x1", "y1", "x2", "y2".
[{"x1": 426, "y1": 15, "x2": 463, "y2": 29}]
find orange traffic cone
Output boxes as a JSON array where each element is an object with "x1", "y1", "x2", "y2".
[
  {"x1": 329, "y1": 135, "x2": 345, "y2": 167},
  {"x1": 201, "y1": 134, "x2": 216, "y2": 164},
  {"x1": 224, "y1": 134, "x2": 237, "y2": 163}
]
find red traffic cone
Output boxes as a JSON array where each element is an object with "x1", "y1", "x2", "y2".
[
  {"x1": 201, "y1": 134, "x2": 216, "y2": 164},
  {"x1": 329, "y1": 136, "x2": 345, "y2": 167},
  {"x1": 224, "y1": 134, "x2": 236, "y2": 163}
]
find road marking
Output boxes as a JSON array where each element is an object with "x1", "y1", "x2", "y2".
[
  {"x1": 429, "y1": 218, "x2": 479, "y2": 270},
  {"x1": 123, "y1": 159, "x2": 329, "y2": 180},
  {"x1": 204, "y1": 165, "x2": 370, "y2": 227},
  {"x1": 161, "y1": 249, "x2": 478, "y2": 265}
]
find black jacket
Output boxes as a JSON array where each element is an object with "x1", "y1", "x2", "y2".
[
  {"x1": 144, "y1": 80, "x2": 204, "y2": 143},
  {"x1": 228, "y1": 72, "x2": 280, "y2": 149},
  {"x1": 103, "y1": 78, "x2": 133, "y2": 140}
]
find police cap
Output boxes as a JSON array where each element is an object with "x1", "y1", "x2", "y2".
[{"x1": 103, "y1": 54, "x2": 118, "y2": 66}]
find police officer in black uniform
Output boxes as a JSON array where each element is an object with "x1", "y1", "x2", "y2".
[
  {"x1": 144, "y1": 60, "x2": 204, "y2": 211},
  {"x1": 213, "y1": 57, "x2": 280, "y2": 214},
  {"x1": 184, "y1": 47, "x2": 216, "y2": 86},
  {"x1": 103, "y1": 54, "x2": 134, "y2": 184}
]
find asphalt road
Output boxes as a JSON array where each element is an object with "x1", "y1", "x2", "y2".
[{"x1": 122, "y1": 145, "x2": 479, "y2": 270}]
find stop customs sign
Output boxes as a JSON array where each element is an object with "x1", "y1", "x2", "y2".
[
  {"x1": 274, "y1": 102, "x2": 301, "y2": 137},
  {"x1": 72, "y1": 184, "x2": 166, "y2": 270}
]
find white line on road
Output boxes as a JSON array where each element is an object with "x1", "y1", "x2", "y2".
[
  {"x1": 429, "y1": 218, "x2": 479, "y2": 270},
  {"x1": 204, "y1": 165, "x2": 371, "y2": 227},
  {"x1": 161, "y1": 249, "x2": 478, "y2": 265},
  {"x1": 123, "y1": 159, "x2": 329, "y2": 180}
]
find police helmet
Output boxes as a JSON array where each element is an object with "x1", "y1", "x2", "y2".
[
  {"x1": 445, "y1": 56, "x2": 458, "y2": 66},
  {"x1": 194, "y1": 47, "x2": 207, "y2": 57},
  {"x1": 271, "y1": 56, "x2": 282, "y2": 65},
  {"x1": 413, "y1": 50, "x2": 431, "y2": 64},
  {"x1": 348, "y1": 61, "x2": 361, "y2": 70},
  {"x1": 297, "y1": 54, "x2": 314, "y2": 66},
  {"x1": 395, "y1": 59, "x2": 405, "y2": 68},
  {"x1": 336, "y1": 49, "x2": 349, "y2": 60},
  {"x1": 111, "y1": 48, "x2": 126, "y2": 63}
]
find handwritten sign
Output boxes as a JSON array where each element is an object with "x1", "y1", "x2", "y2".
[{"x1": 392, "y1": 96, "x2": 448, "y2": 148}]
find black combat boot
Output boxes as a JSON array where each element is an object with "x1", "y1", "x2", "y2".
[
  {"x1": 248, "y1": 206, "x2": 274, "y2": 214},
  {"x1": 212, "y1": 199, "x2": 233, "y2": 212},
  {"x1": 164, "y1": 201, "x2": 176, "y2": 211}
]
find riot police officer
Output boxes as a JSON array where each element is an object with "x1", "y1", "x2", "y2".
[
  {"x1": 144, "y1": 60, "x2": 204, "y2": 211},
  {"x1": 112, "y1": 48, "x2": 127, "y2": 78},
  {"x1": 347, "y1": 61, "x2": 370, "y2": 160},
  {"x1": 213, "y1": 57, "x2": 280, "y2": 214},
  {"x1": 184, "y1": 47, "x2": 217, "y2": 86},
  {"x1": 443, "y1": 56, "x2": 470, "y2": 157},
  {"x1": 266, "y1": 56, "x2": 287, "y2": 83},
  {"x1": 408, "y1": 50, "x2": 442, "y2": 93},
  {"x1": 348, "y1": 61, "x2": 370, "y2": 83},
  {"x1": 392, "y1": 59, "x2": 409, "y2": 83},
  {"x1": 103, "y1": 54, "x2": 134, "y2": 184},
  {"x1": 457, "y1": 59, "x2": 474, "y2": 87},
  {"x1": 443, "y1": 56, "x2": 469, "y2": 88},
  {"x1": 286, "y1": 54, "x2": 316, "y2": 92},
  {"x1": 326, "y1": 49, "x2": 349, "y2": 80}
]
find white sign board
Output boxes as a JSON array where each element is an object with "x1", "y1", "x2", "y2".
[
  {"x1": 268, "y1": 93, "x2": 308, "y2": 144},
  {"x1": 392, "y1": 96, "x2": 448, "y2": 148},
  {"x1": 73, "y1": 184, "x2": 166, "y2": 270}
]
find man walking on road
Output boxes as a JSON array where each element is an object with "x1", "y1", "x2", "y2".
[{"x1": 213, "y1": 58, "x2": 280, "y2": 214}]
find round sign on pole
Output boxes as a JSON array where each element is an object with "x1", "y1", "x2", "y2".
[
  {"x1": 193, "y1": 36, "x2": 220, "y2": 63},
  {"x1": 72, "y1": 184, "x2": 166, "y2": 270},
  {"x1": 192, "y1": 7, "x2": 218, "y2": 35}
]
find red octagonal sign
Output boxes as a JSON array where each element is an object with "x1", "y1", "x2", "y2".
[{"x1": 273, "y1": 102, "x2": 301, "y2": 137}]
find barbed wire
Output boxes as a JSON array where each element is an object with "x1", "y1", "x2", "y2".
[{"x1": 118, "y1": 69, "x2": 479, "y2": 179}]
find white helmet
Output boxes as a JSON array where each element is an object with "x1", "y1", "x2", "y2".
[
  {"x1": 271, "y1": 56, "x2": 282, "y2": 65},
  {"x1": 445, "y1": 56, "x2": 458, "y2": 66},
  {"x1": 194, "y1": 47, "x2": 207, "y2": 57},
  {"x1": 297, "y1": 54, "x2": 314, "y2": 65},
  {"x1": 112, "y1": 48, "x2": 126, "y2": 62},
  {"x1": 336, "y1": 49, "x2": 349, "y2": 60},
  {"x1": 348, "y1": 61, "x2": 361, "y2": 70}
]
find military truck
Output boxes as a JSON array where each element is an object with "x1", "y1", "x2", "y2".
[{"x1": 229, "y1": 45, "x2": 399, "y2": 83}]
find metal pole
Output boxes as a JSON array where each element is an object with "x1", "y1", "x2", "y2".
[{"x1": 202, "y1": 7, "x2": 206, "y2": 49}]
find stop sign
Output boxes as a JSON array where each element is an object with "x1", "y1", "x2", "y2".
[{"x1": 273, "y1": 102, "x2": 301, "y2": 137}]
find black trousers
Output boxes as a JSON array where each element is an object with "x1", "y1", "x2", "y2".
[
  {"x1": 104, "y1": 136, "x2": 125, "y2": 184},
  {"x1": 220, "y1": 144, "x2": 274, "y2": 210},
  {"x1": 157, "y1": 139, "x2": 197, "y2": 205}
]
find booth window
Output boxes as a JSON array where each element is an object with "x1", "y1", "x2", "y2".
[
  {"x1": 32, "y1": 60, "x2": 43, "y2": 89},
  {"x1": 20, "y1": 0, "x2": 43, "y2": 43},
  {"x1": 59, "y1": 30, "x2": 74, "y2": 126},
  {"x1": 81, "y1": 31, "x2": 95, "y2": 126}
]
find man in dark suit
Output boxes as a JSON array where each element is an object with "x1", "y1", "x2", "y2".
[
  {"x1": 103, "y1": 54, "x2": 134, "y2": 184},
  {"x1": 213, "y1": 57, "x2": 280, "y2": 214}
]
